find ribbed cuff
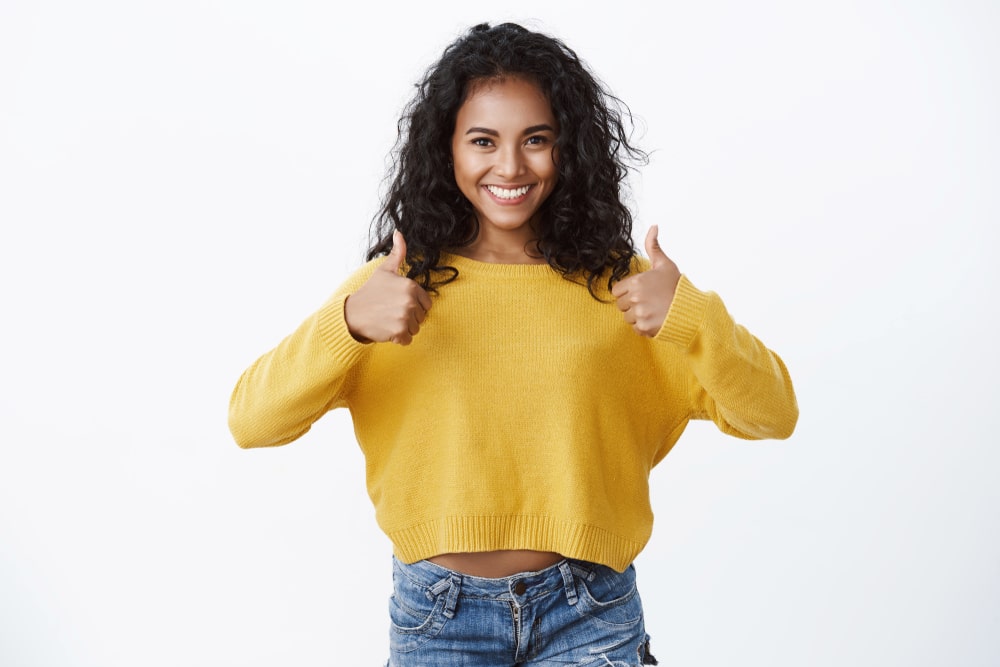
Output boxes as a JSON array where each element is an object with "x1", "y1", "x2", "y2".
[
  {"x1": 316, "y1": 292, "x2": 372, "y2": 367},
  {"x1": 655, "y1": 275, "x2": 711, "y2": 348}
]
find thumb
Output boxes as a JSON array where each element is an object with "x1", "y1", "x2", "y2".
[
  {"x1": 382, "y1": 230, "x2": 407, "y2": 274},
  {"x1": 644, "y1": 225, "x2": 668, "y2": 269}
]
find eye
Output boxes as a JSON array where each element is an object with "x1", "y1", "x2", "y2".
[
  {"x1": 471, "y1": 137, "x2": 494, "y2": 147},
  {"x1": 525, "y1": 135, "x2": 549, "y2": 146}
]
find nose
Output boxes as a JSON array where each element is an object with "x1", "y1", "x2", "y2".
[{"x1": 494, "y1": 144, "x2": 525, "y2": 179}]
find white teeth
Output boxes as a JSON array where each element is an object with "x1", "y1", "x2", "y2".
[{"x1": 486, "y1": 185, "x2": 531, "y2": 199}]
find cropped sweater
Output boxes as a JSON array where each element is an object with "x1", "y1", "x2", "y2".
[{"x1": 229, "y1": 254, "x2": 798, "y2": 572}]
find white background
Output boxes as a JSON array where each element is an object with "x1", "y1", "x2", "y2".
[{"x1": 2, "y1": 1, "x2": 998, "y2": 665}]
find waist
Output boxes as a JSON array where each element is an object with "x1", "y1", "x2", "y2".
[
  {"x1": 396, "y1": 555, "x2": 612, "y2": 599},
  {"x1": 427, "y1": 550, "x2": 564, "y2": 577},
  {"x1": 387, "y1": 514, "x2": 648, "y2": 572}
]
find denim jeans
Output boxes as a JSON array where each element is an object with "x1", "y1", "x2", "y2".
[{"x1": 386, "y1": 556, "x2": 657, "y2": 666}]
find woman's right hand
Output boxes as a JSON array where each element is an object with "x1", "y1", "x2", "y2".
[{"x1": 344, "y1": 231, "x2": 432, "y2": 345}]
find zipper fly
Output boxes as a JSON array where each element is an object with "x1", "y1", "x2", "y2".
[{"x1": 510, "y1": 602, "x2": 522, "y2": 647}]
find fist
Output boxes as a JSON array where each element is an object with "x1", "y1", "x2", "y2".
[
  {"x1": 344, "y1": 231, "x2": 432, "y2": 345},
  {"x1": 612, "y1": 225, "x2": 681, "y2": 337}
]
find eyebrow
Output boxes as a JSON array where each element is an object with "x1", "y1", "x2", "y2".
[{"x1": 464, "y1": 124, "x2": 556, "y2": 136}]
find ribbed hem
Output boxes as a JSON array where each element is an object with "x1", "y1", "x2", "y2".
[
  {"x1": 388, "y1": 515, "x2": 647, "y2": 573},
  {"x1": 655, "y1": 275, "x2": 711, "y2": 348},
  {"x1": 316, "y1": 293, "x2": 371, "y2": 367}
]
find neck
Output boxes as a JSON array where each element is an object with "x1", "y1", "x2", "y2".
[{"x1": 453, "y1": 225, "x2": 547, "y2": 265}]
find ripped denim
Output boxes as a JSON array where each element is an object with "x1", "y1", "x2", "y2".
[{"x1": 386, "y1": 556, "x2": 657, "y2": 667}]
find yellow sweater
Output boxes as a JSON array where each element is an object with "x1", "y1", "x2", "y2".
[{"x1": 229, "y1": 254, "x2": 798, "y2": 572}]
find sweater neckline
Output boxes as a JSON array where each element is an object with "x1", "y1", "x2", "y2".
[{"x1": 438, "y1": 252, "x2": 561, "y2": 278}]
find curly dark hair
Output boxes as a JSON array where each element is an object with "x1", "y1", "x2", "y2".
[{"x1": 367, "y1": 21, "x2": 647, "y2": 298}]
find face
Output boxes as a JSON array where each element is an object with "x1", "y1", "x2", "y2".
[{"x1": 451, "y1": 77, "x2": 558, "y2": 248}]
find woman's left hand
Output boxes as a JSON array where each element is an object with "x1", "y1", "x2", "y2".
[{"x1": 612, "y1": 225, "x2": 682, "y2": 337}]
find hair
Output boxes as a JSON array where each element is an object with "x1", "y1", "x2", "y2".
[{"x1": 367, "y1": 22, "x2": 647, "y2": 298}]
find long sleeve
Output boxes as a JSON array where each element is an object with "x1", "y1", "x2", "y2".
[
  {"x1": 655, "y1": 275, "x2": 799, "y2": 440},
  {"x1": 228, "y1": 263, "x2": 378, "y2": 449},
  {"x1": 227, "y1": 256, "x2": 799, "y2": 570}
]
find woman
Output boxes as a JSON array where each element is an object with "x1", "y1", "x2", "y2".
[{"x1": 229, "y1": 22, "x2": 798, "y2": 666}]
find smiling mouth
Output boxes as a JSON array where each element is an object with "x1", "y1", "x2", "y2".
[{"x1": 484, "y1": 184, "x2": 533, "y2": 200}]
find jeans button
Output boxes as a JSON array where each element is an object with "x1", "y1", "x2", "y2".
[{"x1": 513, "y1": 581, "x2": 526, "y2": 595}]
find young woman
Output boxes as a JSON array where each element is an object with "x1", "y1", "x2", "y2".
[{"x1": 229, "y1": 22, "x2": 798, "y2": 666}]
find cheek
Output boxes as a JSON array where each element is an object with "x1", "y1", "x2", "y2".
[
  {"x1": 534, "y1": 153, "x2": 559, "y2": 182},
  {"x1": 453, "y1": 153, "x2": 483, "y2": 179},
  {"x1": 455, "y1": 165, "x2": 479, "y2": 190}
]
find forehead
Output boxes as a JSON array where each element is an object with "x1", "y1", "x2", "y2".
[{"x1": 456, "y1": 77, "x2": 555, "y2": 125}]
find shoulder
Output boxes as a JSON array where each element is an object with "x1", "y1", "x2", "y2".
[{"x1": 329, "y1": 257, "x2": 392, "y2": 297}]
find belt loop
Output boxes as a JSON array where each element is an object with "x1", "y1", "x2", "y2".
[
  {"x1": 558, "y1": 560, "x2": 578, "y2": 606},
  {"x1": 443, "y1": 575, "x2": 462, "y2": 618}
]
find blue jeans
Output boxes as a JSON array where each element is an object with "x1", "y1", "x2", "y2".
[{"x1": 387, "y1": 556, "x2": 657, "y2": 666}]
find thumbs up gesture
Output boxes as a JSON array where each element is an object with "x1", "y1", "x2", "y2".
[
  {"x1": 611, "y1": 225, "x2": 682, "y2": 337},
  {"x1": 344, "y1": 231, "x2": 432, "y2": 345}
]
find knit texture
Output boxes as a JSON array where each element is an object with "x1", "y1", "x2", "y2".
[{"x1": 229, "y1": 254, "x2": 798, "y2": 572}]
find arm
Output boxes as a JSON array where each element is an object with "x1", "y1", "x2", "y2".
[
  {"x1": 229, "y1": 235, "x2": 433, "y2": 449},
  {"x1": 656, "y1": 275, "x2": 799, "y2": 440},
  {"x1": 228, "y1": 265, "x2": 377, "y2": 449},
  {"x1": 613, "y1": 226, "x2": 798, "y2": 440}
]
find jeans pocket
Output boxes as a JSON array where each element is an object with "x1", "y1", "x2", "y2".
[
  {"x1": 572, "y1": 562, "x2": 643, "y2": 628},
  {"x1": 388, "y1": 565, "x2": 450, "y2": 653}
]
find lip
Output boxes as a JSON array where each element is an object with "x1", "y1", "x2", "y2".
[{"x1": 482, "y1": 184, "x2": 535, "y2": 205}]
